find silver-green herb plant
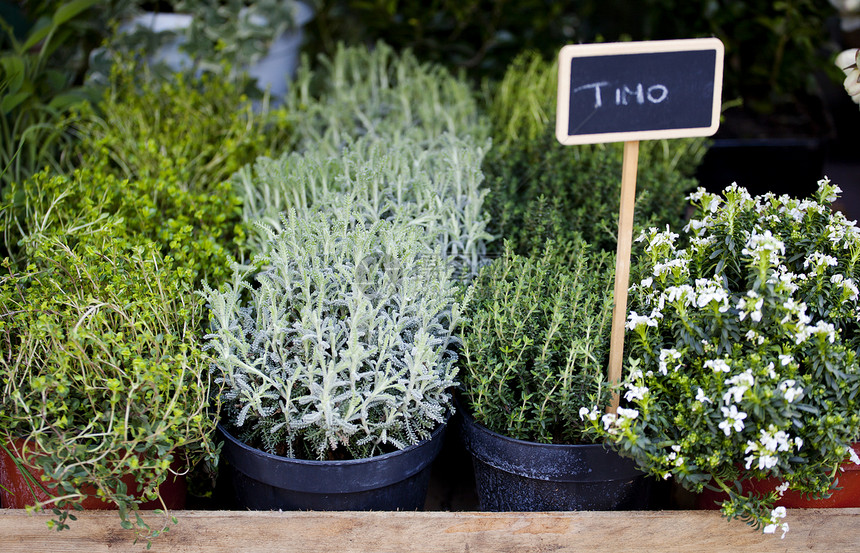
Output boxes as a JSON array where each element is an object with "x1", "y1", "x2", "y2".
[
  {"x1": 285, "y1": 41, "x2": 489, "y2": 155},
  {"x1": 583, "y1": 178, "x2": 860, "y2": 536},
  {"x1": 232, "y1": 132, "x2": 492, "y2": 278},
  {"x1": 200, "y1": 205, "x2": 464, "y2": 460}
]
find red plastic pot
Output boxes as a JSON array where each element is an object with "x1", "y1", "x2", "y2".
[
  {"x1": 697, "y1": 443, "x2": 860, "y2": 509},
  {"x1": 0, "y1": 438, "x2": 186, "y2": 510}
]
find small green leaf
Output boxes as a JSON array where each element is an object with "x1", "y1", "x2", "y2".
[
  {"x1": 0, "y1": 55, "x2": 26, "y2": 93},
  {"x1": 52, "y1": 0, "x2": 100, "y2": 26},
  {"x1": 1, "y1": 91, "x2": 30, "y2": 114},
  {"x1": 21, "y1": 18, "x2": 53, "y2": 51}
]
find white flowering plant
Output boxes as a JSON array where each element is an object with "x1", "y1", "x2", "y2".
[{"x1": 582, "y1": 179, "x2": 860, "y2": 535}]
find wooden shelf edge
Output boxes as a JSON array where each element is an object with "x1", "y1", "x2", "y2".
[{"x1": 2, "y1": 508, "x2": 860, "y2": 553}]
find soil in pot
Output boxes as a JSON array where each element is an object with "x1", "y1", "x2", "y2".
[
  {"x1": 459, "y1": 409, "x2": 651, "y2": 511},
  {"x1": 218, "y1": 421, "x2": 447, "y2": 511},
  {"x1": 0, "y1": 439, "x2": 186, "y2": 510},
  {"x1": 696, "y1": 443, "x2": 860, "y2": 509}
]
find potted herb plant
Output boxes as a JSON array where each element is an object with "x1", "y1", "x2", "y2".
[
  {"x1": 200, "y1": 203, "x2": 465, "y2": 510},
  {"x1": 586, "y1": 178, "x2": 860, "y2": 536},
  {"x1": 97, "y1": 0, "x2": 315, "y2": 98},
  {"x1": 457, "y1": 239, "x2": 651, "y2": 511},
  {"x1": 0, "y1": 228, "x2": 218, "y2": 542}
]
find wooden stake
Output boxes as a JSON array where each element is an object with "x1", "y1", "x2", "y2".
[{"x1": 607, "y1": 140, "x2": 639, "y2": 413}]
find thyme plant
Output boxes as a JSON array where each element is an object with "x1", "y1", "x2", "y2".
[
  {"x1": 201, "y1": 206, "x2": 464, "y2": 460},
  {"x1": 482, "y1": 50, "x2": 705, "y2": 256},
  {"x1": 69, "y1": 57, "x2": 289, "y2": 191},
  {"x1": 584, "y1": 179, "x2": 860, "y2": 535},
  {"x1": 232, "y1": 133, "x2": 492, "y2": 278},
  {"x1": 0, "y1": 230, "x2": 218, "y2": 542},
  {"x1": 459, "y1": 239, "x2": 614, "y2": 444},
  {"x1": 3, "y1": 167, "x2": 240, "y2": 291}
]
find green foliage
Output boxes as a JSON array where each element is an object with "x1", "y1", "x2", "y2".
[
  {"x1": 285, "y1": 41, "x2": 489, "y2": 155},
  {"x1": 0, "y1": 229, "x2": 219, "y2": 542},
  {"x1": 3, "y1": 167, "x2": 240, "y2": 290},
  {"x1": 483, "y1": 132, "x2": 702, "y2": 256},
  {"x1": 0, "y1": 0, "x2": 106, "y2": 189},
  {"x1": 309, "y1": 0, "x2": 578, "y2": 80},
  {"x1": 232, "y1": 132, "x2": 492, "y2": 278},
  {"x1": 69, "y1": 57, "x2": 290, "y2": 192},
  {"x1": 459, "y1": 239, "x2": 614, "y2": 444},
  {"x1": 201, "y1": 205, "x2": 464, "y2": 460},
  {"x1": 482, "y1": 50, "x2": 705, "y2": 256},
  {"x1": 101, "y1": 0, "x2": 311, "y2": 88},
  {"x1": 585, "y1": 179, "x2": 860, "y2": 535}
]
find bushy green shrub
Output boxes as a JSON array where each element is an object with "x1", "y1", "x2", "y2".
[
  {"x1": 232, "y1": 132, "x2": 492, "y2": 278},
  {"x1": 484, "y1": 133, "x2": 702, "y2": 255},
  {"x1": 201, "y1": 205, "x2": 464, "y2": 460},
  {"x1": 587, "y1": 179, "x2": 860, "y2": 534},
  {"x1": 459, "y1": 239, "x2": 614, "y2": 444},
  {"x1": 3, "y1": 167, "x2": 241, "y2": 291},
  {"x1": 69, "y1": 58, "x2": 290, "y2": 191},
  {"x1": 482, "y1": 51, "x2": 706, "y2": 256},
  {"x1": 0, "y1": 229, "x2": 218, "y2": 541}
]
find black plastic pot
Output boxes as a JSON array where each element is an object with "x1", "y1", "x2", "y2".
[
  {"x1": 459, "y1": 409, "x2": 650, "y2": 511},
  {"x1": 218, "y1": 422, "x2": 447, "y2": 511}
]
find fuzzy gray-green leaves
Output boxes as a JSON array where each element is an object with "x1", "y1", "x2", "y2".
[{"x1": 201, "y1": 205, "x2": 464, "y2": 460}]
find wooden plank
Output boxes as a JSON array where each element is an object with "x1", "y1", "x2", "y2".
[{"x1": 2, "y1": 509, "x2": 860, "y2": 553}]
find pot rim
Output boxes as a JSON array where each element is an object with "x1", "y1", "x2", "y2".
[{"x1": 217, "y1": 417, "x2": 447, "y2": 467}]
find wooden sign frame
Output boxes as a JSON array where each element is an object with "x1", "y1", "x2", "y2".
[{"x1": 556, "y1": 38, "x2": 724, "y2": 146}]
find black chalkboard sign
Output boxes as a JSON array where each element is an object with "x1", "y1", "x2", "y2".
[{"x1": 556, "y1": 39, "x2": 724, "y2": 145}]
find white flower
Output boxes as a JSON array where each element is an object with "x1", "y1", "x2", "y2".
[
  {"x1": 809, "y1": 321, "x2": 837, "y2": 343},
  {"x1": 601, "y1": 413, "x2": 617, "y2": 431},
  {"x1": 760, "y1": 426, "x2": 792, "y2": 453},
  {"x1": 723, "y1": 370, "x2": 754, "y2": 404},
  {"x1": 695, "y1": 277, "x2": 730, "y2": 312},
  {"x1": 775, "y1": 482, "x2": 790, "y2": 497},
  {"x1": 626, "y1": 310, "x2": 661, "y2": 331},
  {"x1": 779, "y1": 380, "x2": 803, "y2": 403},
  {"x1": 695, "y1": 388, "x2": 712, "y2": 404},
  {"x1": 742, "y1": 230, "x2": 785, "y2": 266},
  {"x1": 763, "y1": 523, "x2": 789, "y2": 539},
  {"x1": 645, "y1": 228, "x2": 680, "y2": 253},
  {"x1": 803, "y1": 251, "x2": 838, "y2": 271},
  {"x1": 635, "y1": 227, "x2": 658, "y2": 243},
  {"x1": 719, "y1": 405, "x2": 747, "y2": 436},
  {"x1": 686, "y1": 187, "x2": 708, "y2": 202},
  {"x1": 704, "y1": 358, "x2": 731, "y2": 373},
  {"x1": 617, "y1": 407, "x2": 640, "y2": 420},
  {"x1": 653, "y1": 258, "x2": 689, "y2": 278},
  {"x1": 624, "y1": 385, "x2": 649, "y2": 402},
  {"x1": 763, "y1": 507, "x2": 789, "y2": 538},
  {"x1": 778, "y1": 354, "x2": 793, "y2": 366},
  {"x1": 737, "y1": 291, "x2": 764, "y2": 322},
  {"x1": 658, "y1": 348, "x2": 682, "y2": 375},
  {"x1": 745, "y1": 329, "x2": 765, "y2": 346},
  {"x1": 848, "y1": 445, "x2": 860, "y2": 466}
]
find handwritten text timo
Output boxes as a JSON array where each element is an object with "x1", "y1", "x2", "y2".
[{"x1": 573, "y1": 82, "x2": 669, "y2": 108}]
